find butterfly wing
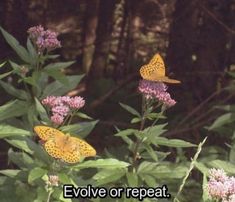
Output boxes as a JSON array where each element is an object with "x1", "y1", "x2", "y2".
[
  {"x1": 140, "y1": 54, "x2": 165, "y2": 80},
  {"x1": 61, "y1": 149, "x2": 81, "y2": 164},
  {"x1": 71, "y1": 137, "x2": 96, "y2": 157},
  {"x1": 44, "y1": 139, "x2": 63, "y2": 159},
  {"x1": 161, "y1": 76, "x2": 181, "y2": 84},
  {"x1": 35, "y1": 126, "x2": 96, "y2": 164},
  {"x1": 140, "y1": 54, "x2": 181, "y2": 83},
  {"x1": 149, "y1": 54, "x2": 165, "y2": 77},
  {"x1": 34, "y1": 125, "x2": 64, "y2": 141},
  {"x1": 148, "y1": 76, "x2": 181, "y2": 83},
  {"x1": 44, "y1": 135, "x2": 81, "y2": 163},
  {"x1": 58, "y1": 136, "x2": 96, "y2": 163}
]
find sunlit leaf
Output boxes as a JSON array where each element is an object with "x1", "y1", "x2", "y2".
[
  {"x1": 74, "y1": 159, "x2": 130, "y2": 170},
  {"x1": 60, "y1": 121, "x2": 98, "y2": 138},
  {"x1": 28, "y1": 168, "x2": 47, "y2": 184},
  {"x1": 0, "y1": 124, "x2": 30, "y2": 138},
  {"x1": 93, "y1": 169, "x2": 126, "y2": 186},
  {"x1": 152, "y1": 137, "x2": 196, "y2": 148},
  {"x1": 0, "y1": 100, "x2": 28, "y2": 121},
  {"x1": 208, "y1": 160, "x2": 235, "y2": 174}
]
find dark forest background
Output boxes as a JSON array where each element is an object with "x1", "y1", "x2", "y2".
[{"x1": 0, "y1": 0, "x2": 234, "y2": 169}]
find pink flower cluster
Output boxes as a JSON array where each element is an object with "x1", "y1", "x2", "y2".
[
  {"x1": 27, "y1": 25, "x2": 61, "y2": 52},
  {"x1": 42, "y1": 96, "x2": 85, "y2": 125},
  {"x1": 138, "y1": 79, "x2": 176, "y2": 107},
  {"x1": 208, "y1": 168, "x2": 235, "y2": 202}
]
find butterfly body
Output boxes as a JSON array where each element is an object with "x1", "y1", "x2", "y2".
[
  {"x1": 140, "y1": 54, "x2": 181, "y2": 84},
  {"x1": 34, "y1": 126, "x2": 96, "y2": 163}
]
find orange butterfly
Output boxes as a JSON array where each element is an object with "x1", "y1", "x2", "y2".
[
  {"x1": 140, "y1": 54, "x2": 181, "y2": 84},
  {"x1": 34, "y1": 126, "x2": 96, "y2": 164}
]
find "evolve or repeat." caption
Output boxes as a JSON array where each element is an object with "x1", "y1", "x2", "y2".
[{"x1": 63, "y1": 184, "x2": 171, "y2": 201}]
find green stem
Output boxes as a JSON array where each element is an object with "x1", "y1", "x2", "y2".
[
  {"x1": 132, "y1": 99, "x2": 165, "y2": 171},
  {"x1": 132, "y1": 96, "x2": 146, "y2": 171},
  {"x1": 62, "y1": 110, "x2": 77, "y2": 127},
  {"x1": 22, "y1": 80, "x2": 32, "y2": 101},
  {"x1": 61, "y1": 114, "x2": 71, "y2": 127},
  {"x1": 149, "y1": 104, "x2": 165, "y2": 128},
  {"x1": 46, "y1": 189, "x2": 53, "y2": 202},
  {"x1": 67, "y1": 111, "x2": 75, "y2": 125}
]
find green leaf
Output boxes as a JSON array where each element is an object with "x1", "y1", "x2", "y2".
[
  {"x1": 194, "y1": 162, "x2": 209, "y2": 175},
  {"x1": 143, "y1": 144, "x2": 158, "y2": 161},
  {"x1": 152, "y1": 137, "x2": 196, "y2": 148},
  {"x1": 0, "y1": 80, "x2": 28, "y2": 100},
  {"x1": 0, "y1": 71, "x2": 12, "y2": 79},
  {"x1": 215, "y1": 105, "x2": 235, "y2": 112},
  {"x1": 26, "y1": 38, "x2": 37, "y2": 65},
  {"x1": 126, "y1": 172, "x2": 138, "y2": 187},
  {"x1": 34, "y1": 97, "x2": 50, "y2": 122},
  {"x1": 8, "y1": 149, "x2": 34, "y2": 169},
  {"x1": 0, "y1": 100, "x2": 28, "y2": 121},
  {"x1": 122, "y1": 136, "x2": 135, "y2": 150},
  {"x1": 42, "y1": 75, "x2": 84, "y2": 98},
  {"x1": 28, "y1": 168, "x2": 47, "y2": 183},
  {"x1": 46, "y1": 54, "x2": 60, "y2": 59},
  {"x1": 227, "y1": 71, "x2": 235, "y2": 78},
  {"x1": 60, "y1": 121, "x2": 98, "y2": 138},
  {"x1": 74, "y1": 159, "x2": 130, "y2": 170},
  {"x1": 0, "y1": 125, "x2": 30, "y2": 138},
  {"x1": 22, "y1": 76, "x2": 37, "y2": 87},
  {"x1": 131, "y1": 117, "x2": 141, "y2": 123},
  {"x1": 36, "y1": 72, "x2": 49, "y2": 92},
  {"x1": 59, "y1": 191, "x2": 72, "y2": 202},
  {"x1": 75, "y1": 112, "x2": 93, "y2": 120},
  {"x1": 0, "y1": 27, "x2": 30, "y2": 63},
  {"x1": 15, "y1": 181, "x2": 36, "y2": 202},
  {"x1": 9, "y1": 60, "x2": 30, "y2": 75},
  {"x1": 208, "y1": 113, "x2": 235, "y2": 130},
  {"x1": 141, "y1": 151, "x2": 170, "y2": 161},
  {"x1": 26, "y1": 139, "x2": 51, "y2": 165},
  {"x1": 36, "y1": 187, "x2": 48, "y2": 202},
  {"x1": 114, "y1": 129, "x2": 137, "y2": 137},
  {"x1": 142, "y1": 124, "x2": 167, "y2": 139},
  {"x1": 229, "y1": 142, "x2": 235, "y2": 164},
  {"x1": 44, "y1": 61, "x2": 75, "y2": 71},
  {"x1": 138, "y1": 162, "x2": 187, "y2": 179},
  {"x1": 202, "y1": 173, "x2": 210, "y2": 202},
  {"x1": 43, "y1": 69, "x2": 68, "y2": 85},
  {"x1": 93, "y1": 169, "x2": 125, "y2": 186},
  {"x1": 6, "y1": 136, "x2": 33, "y2": 154},
  {"x1": 146, "y1": 112, "x2": 166, "y2": 120},
  {"x1": 0, "y1": 61, "x2": 6, "y2": 67},
  {"x1": 9, "y1": 60, "x2": 20, "y2": 70},
  {"x1": 208, "y1": 160, "x2": 235, "y2": 174},
  {"x1": 119, "y1": 102, "x2": 141, "y2": 118},
  {"x1": 27, "y1": 104, "x2": 37, "y2": 127},
  {"x1": 58, "y1": 173, "x2": 73, "y2": 184},
  {"x1": 141, "y1": 175, "x2": 157, "y2": 187},
  {"x1": 0, "y1": 169, "x2": 21, "y2": 177}
]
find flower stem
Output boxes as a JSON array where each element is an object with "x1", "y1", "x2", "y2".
[
  {"x1": 132, "y1": 96, "x2": 146, "y2": 171},
  {"x1": 67, "y1": 110, "x2": 76, "y2": 125},
  {"x1": 46, "y1": 189, "x2": 53, "y2": 202}
]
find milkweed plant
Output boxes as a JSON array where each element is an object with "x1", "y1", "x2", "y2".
[{"x1": 0, "y1": 25, "x2": 231, "y2": 202}]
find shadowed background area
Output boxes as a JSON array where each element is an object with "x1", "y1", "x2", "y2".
[{"x1": 0, "y1": 0, "x2": 234, "y2": 173}]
